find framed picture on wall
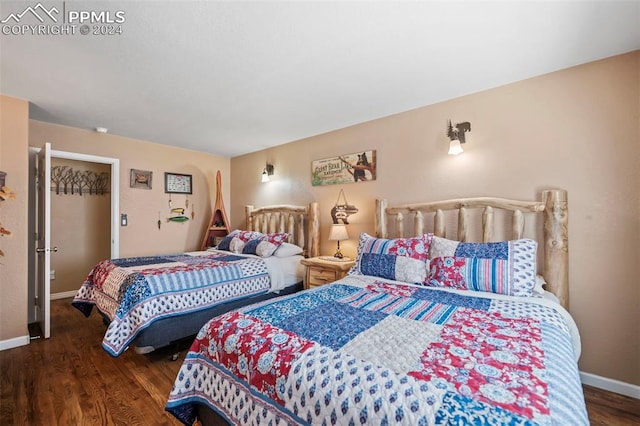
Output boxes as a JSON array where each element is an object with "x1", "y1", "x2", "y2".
[
  {"x1": 165, "y1": 172, "x2": 193, "y2": 194},
  {"x1": 311, "y1": 150, "x2": 377, "y2": 186},
  {"x1": 130, "y1": 169, "x2": 152, "y2": 190}
]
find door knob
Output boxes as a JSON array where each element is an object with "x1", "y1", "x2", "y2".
[{"x1": 36, "y1": 247, "x2": 58, "y2": 253}]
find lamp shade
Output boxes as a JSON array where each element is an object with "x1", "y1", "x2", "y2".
[
  {"x1": 448, "y1": 139, "x2": 464, "y2": 155},
  {"x1": 328, "y1": 224, "x2": 348, "y2": 241}
]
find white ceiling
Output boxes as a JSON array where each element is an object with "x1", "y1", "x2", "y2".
[{"x1": 1, "y1": 1, "x2": 638, "y2": 157}]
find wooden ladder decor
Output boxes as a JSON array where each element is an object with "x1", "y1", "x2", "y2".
[{"x1": 200, "y1": 170, "x2": 231, "y2": 250}]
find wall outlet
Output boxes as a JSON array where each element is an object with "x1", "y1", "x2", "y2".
[{"x1": 50, "y1": 270, "x2": 56, "y2": 280}]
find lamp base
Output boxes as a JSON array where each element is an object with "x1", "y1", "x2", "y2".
[{"x1": 333, "y1": 241, "x2": 343, "y2": 259}]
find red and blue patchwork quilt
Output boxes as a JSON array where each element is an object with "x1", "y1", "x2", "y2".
[
  {"x1": 72, "y1": 251, "x2": 270, "y2": 356},
  {"x1": 166, "y1": 276, "x2": 588, "y2": 425}
]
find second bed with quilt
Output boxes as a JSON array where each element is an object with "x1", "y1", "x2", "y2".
[{"x1": 72, "y1": 202, "x2": 319, "y2": 356}]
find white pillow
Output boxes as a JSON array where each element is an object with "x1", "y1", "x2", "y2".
[{"x1": 273, "y1": 242, "x2": 303, "y2": 258}]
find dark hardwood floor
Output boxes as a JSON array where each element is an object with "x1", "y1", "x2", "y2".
[
  {"x1": 584, "y1": 384, "x2": 640, "y2": 425},
  {"x1": 1, "y1": 299, "x2": 639, "y2": 425}
]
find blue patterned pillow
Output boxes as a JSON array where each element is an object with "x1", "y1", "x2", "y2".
[
  {"x1": 428, "y1": 236, "x2": 537, "y2": 297},
  {"x1": 216, "y1": 230, "x2": 239, "y2": 251},
  {"x1": 241, "y1": 233, "x2": 289, "y2": 257},
  {"x1": 348, "y1": 233, "x2": 432, "y2": 284}
]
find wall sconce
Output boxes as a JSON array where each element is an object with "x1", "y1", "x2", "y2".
[
  {"x1": 328, "y1": 224, "x2": 349, "y2": 259},
  {"x1": 261, "y1": 163, "x2": 274, "y2": 182},
  {"x1": 447, "y1": 120, "x2": 471, "y2": 155}
]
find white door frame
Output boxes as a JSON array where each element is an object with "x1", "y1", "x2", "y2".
[
  {"x1": 30, "y1": 148, "x2": 119, "y2": 337},
  {"x1": 35, "y1": 142, "x2": 52, "y2": 338},
  {"x1": 50, "y1": 149, "x2": 120, "y2": 258}
]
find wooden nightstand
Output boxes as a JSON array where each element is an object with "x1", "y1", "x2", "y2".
[{"x1": 301, "y1": 256, "x2": 355, "y2": 290}]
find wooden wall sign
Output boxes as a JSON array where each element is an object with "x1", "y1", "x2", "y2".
[{"x1": 311, "y1": 150, "x2": 376, "y2": 186}]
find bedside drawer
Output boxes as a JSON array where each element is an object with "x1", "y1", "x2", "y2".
[{"x1": 308, "y1": 267, "x2": 337, "y2": 286}]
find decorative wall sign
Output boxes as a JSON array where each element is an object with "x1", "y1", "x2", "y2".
[
  {"x1": 331, "y1": 189, "x2": 359, "y2": 224},
  {"x1": 311, "y1": 150, "x2": 376, "y2": 186},
  {"x1": 164, "y1": 172, "x2": 192, "y2": 194},
  {"x1": 130, "y1": 169, "x2": 152, "y2": 189}
]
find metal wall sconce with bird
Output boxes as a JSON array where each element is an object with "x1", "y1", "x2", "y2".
[{"x1": 447, "y1": 120, "x2": 471, "y2": 155}]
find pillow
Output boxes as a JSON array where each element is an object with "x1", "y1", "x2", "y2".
[
  {"x1": 216, "y1": 230, "x2": 240, "y2": 251},
  {"x1": 229, "y1": 230, "x2": 264, "y2": 253},
  {"x1": 427, "y1": 236, "x2": 537, "y2": 297},
  {"x1": 242, "y1": 233, "x2": 289, "y2": 257},
  {"x1": 348, "y1": 232, "x2": 432, "y2": 284},
  {"x1": 273, "y1": 242, "x2": 303, "y2": 258}
]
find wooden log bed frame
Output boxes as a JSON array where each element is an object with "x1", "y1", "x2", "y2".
[
  {"x1": 375, "y1": 189, "x2": 569, "y2": 309},
  {"x1": 246, "y1": 202, "x2": 320, "y2": 258}
]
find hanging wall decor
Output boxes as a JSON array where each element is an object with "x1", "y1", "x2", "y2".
[
  {"x1": 0, "y1": 179, "x2": 16, "y2": 257},
  {"x1": 311, "y1": 150, "x2": 376, "y2": 186},
  {"x1": 331, "y1": 189, "x2": 359, "y2": 224},
  {"x1": 130, "y1": 169, "x2": 152, "y2": 189},
  {"x1": 165, "y1": 172, "x2": 193, "y2": 194},
  {"x1": 50, "y1": 166, "x2": 110, "y2": 195}
]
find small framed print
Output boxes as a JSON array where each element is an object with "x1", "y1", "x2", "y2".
[
  {"x1": 164, "y1": 172, "x2": 192, "y2": 194},
  {"x1": 130, "y1": 169, "x2": 152, "y2": 190}
]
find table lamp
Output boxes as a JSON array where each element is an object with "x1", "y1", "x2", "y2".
[{"x1": 328, "y1": 224, "x2": 348, "y2": 259}]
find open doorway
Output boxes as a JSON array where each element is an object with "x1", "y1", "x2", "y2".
[{"x1": 28, "y1": 148, "x2": 119, "y2": 336}]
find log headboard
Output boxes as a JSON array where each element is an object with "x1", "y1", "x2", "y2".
[
  {"x1": 375, "y1": 190, "x2": 569, "y2": 310},
  {"x1": 245, "y1": 203, "x2": 320, "y2": 258}
]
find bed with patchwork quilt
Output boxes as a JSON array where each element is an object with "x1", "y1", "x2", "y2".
[
  {"x1": 166, "y1": 189, "x2": 588, "y2": 424},
  {"x1": 73, "y1": 202, "x2": 320, "y2": 357},
  {"x1": 72, "y1": 251, "x2": 283, "y2": 357},
  {"x1": 165, "y1": 274, "x2": 587, "y2": 425}
]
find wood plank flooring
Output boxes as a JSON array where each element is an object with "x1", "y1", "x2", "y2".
[
  {"x1": 0, "y1": 299, "x2": 188, "y2": 425},
  {"x1": 1, "y1": 299, "x2": 639, "y2": 425}
]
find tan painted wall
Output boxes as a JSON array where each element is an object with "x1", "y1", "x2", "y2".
[
  {"x1": 50, "y1": 158, "x2": 111, "y2": 294},
  {"x1": 0, "y1": 115, "x2": 229, "y2": 345},
  {"x1": 0, "y1": 95, "x2": 30, "y2": 342},
  {"x1": 231, "y1": 51, "x2": 640, "y2": 386},
  {"x1": 29, "y1": 121, "x2": 230, "y2": 257}
]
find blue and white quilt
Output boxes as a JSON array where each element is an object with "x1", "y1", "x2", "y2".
[
  {"x1": 72, "y1": 251, "x2": 270, "y2": 356},
  {"x1": 166, "y1": 275, "x2": 588, "y2": 425}
]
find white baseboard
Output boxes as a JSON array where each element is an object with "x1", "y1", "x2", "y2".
[
  {"x1": 51, "y1": 290, "x2": 77, "y2": 300},
  {"x1": 581, "y1": 371, "x2": 640, "y2": 399},
  {"x1": 0, "y1": 335, "x2": 30, "y2": 351}
]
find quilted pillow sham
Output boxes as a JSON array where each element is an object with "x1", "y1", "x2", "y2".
[
  {"x1": 348, "y1": 232, "x2": 432, "y2": 284},
  {"x1": 229, "y1": 230, "x2": 264, "y2": 253},
  {"x1": 242, "y1": 233, "x2": 290, "y2": 257},
  {"x1": 427, "y1": 236, "x2": 537, "y2": 297},
  {"x1": 216, "y1": 230, "x2": 240, "y2": 251}
]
